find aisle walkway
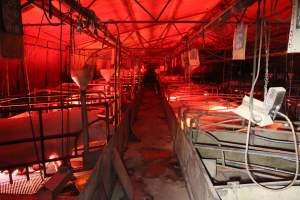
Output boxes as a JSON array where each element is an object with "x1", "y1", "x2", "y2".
[{"x1": 123, "y1": 88, "x2": 189, "y2": 200}]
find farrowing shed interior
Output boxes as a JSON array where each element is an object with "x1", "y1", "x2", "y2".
[{"x1": 0, "y1": 0, "x2": 300, "y2": 199}]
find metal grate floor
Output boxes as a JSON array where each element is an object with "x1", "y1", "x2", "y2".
[{"x1": 0, "y1": 174, "x2": 49, "y2": 195}]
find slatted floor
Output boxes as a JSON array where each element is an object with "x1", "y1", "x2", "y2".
[{"x1": 0, "y1": 174, "x2": 49, "y2": 195}]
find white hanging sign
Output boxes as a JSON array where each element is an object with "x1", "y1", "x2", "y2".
[
  {"x1": 188, "y1": 48, "x2": 200, "y2": 66},
  {"x1": 233, "y1": 23, "x2": 248, "y2": 60},
  {"x1": 288, "y1": 0, "x2": 300, "y2": 53}
]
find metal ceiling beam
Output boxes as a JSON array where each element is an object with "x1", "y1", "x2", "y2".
[
  {"x1": 32, "y1": 0, "x2": 115, "y2": 48},
  {"x1": 61, "y1": 0, "x2": 117, "y2": 44},
  {"x1": 156, "y1": 0, "x2": 172, "y2": 21},
  {"x1": 153, "y1": 24, "x2": 171, "y2": 47},
  {"x1": 128, "y1": 47, "x2": 172, "y2": 50},
  {"x1": 121, "y1": 0, "x2": 146, "y2": 48},
  {"x1": 121, "y1": 31, "x2": 136, "y2": 44},
  {"x1": 146, "y1": 31, "x2": 189, "y2": 46},
  {"x1": 102, "y1": 20, "x2": 288, "y2": 25},
  {"x1": 111, "y1": 11, "x2": 222, "y2": 36},
  {"x1": 21, "y1": 0, "x2": 34, "y2": 9},
  {"x1": 104, "y1": 20, "x2": 208, "y2": 24},
  {"x1": 22, "y1": 20, "x2": 289, "y2": 28},
  {"x1": 87, "y1": 0, "x2": 97, "y2": 8},
  {"x1": 174, "y1": 0, "x2": 259, "y2": 50},
  {"x1": 203, "y1": 51, "x2": 288, "y2": 64},
  {"x1": 23, "y1": 23, "x2": 64, "y2": 26},
  {"x1": 134, "y1": 0, "x2": 156, "y2": 20},
  {"x1": 197, "y1": 0, "x2": 258, "y2": 32}
]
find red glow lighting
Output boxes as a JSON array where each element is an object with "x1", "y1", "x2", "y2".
[
  {"x1": 209, "y1": 105, "x2": 234, "y2": 112},
  {"x1": 46, "y1": 154, "x2": 62, "y2": 173},
  {"x1": 180, "y1": 117, "x2": 191, "y2": 129},
  {"x1": 169, "y1": 96, "x2": 177, "y2": 101}
]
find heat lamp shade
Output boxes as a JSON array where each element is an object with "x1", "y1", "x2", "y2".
[
  {"x1": 70, "y1": 50, "x2": 97, "y2": 90},
  {"x1": 100, "y1": 68, "x2": 115, "y2": 83},
  {"x1": 232, "y1": 96, "x2": 273, "y2": 127}
]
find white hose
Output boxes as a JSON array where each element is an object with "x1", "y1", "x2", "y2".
[{"x1": 245, "y1": 112, "x2": 299, "y2": 191}]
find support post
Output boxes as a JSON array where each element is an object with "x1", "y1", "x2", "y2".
[
  {"x1": 6, "y1": 61, "x2": 10, "y2": 97},
  {"x1": 105, "y1": 102, "x2": 110, "y2": 141},
  {"x1": 80, "y1": 89, "x2": 89, "y2": 154},
  {"x1": 38, "y1": 110, "x2": 47, "y2": 176}
]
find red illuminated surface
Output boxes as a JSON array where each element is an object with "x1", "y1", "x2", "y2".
[
  {"x1": 0, "y1": 0, "x2": 292, "y2": 95},
  {"x1": 0, "y1": 1, "x2": 296, "y2": 198},
  {"x1": 0, "y1": 109, "x2": 101, "y2": 170}
]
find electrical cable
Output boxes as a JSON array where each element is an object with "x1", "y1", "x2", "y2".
[
  {"x1": 263, "y1": 0, "x2": 273, "y2": 99},
  {"x1": 59, "y1": 0, "x2": 65, "y2": 163},
  {"x1": 249, "y1": 0, "x2": 261, "y2": 116},
  {"x1": 245, "y1": 0, "x2": 299, "y2": 191},
  {"x1": 250, "y1": 0, "x2": 264, "y2": 109},
  {"x1": 245, "y1": 112, "x2": 299, "y2": 191}
]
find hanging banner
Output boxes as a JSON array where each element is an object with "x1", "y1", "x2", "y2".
[
  {"x1": 188, "y1": 48, "x2": 200, "y2": 66},
  {"x1": 288, "y1": 0, "x2": 300, "y2": 53},
  {"x1": 232, "y1": 23, "x2": 248, "y2": 60}
]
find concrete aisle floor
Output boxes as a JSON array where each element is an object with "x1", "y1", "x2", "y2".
[{"x1": 123, "y1": 88, "x2": 189, "y2": 200}]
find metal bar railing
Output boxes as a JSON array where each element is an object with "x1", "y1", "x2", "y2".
[{"x1": 0, "y1": 97, "x2": 115, "y2": 176}]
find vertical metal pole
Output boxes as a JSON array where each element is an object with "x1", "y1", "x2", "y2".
[
  {"x1": 9, "y1": 170, "x2": 13, "y2": 184},
  {"x1": 223, "y1": 50, "x2": 226, "y2": 83},
  {"x1": 114, "y1": 40, "x2": 119, "y2": 128},
  {"x1": 26, "y1": 166, "x2": 30, "y2": 181},
  {"x1": 114, "y1": 48, "x2": 118, "y2": 129},
  {"x1": 38, "y1": 110, "x2": 47, "y2": 176},
  {"x1": 74, "y1": 137, "x2": 78, "y2": 156},
  {"x1": 105, "y1": 103, "x2": 110, "y2": 141},
  {"x1": 81, "y1": 89, "x2": 89, "y2": 154},
  {"x1": 117, "y1": 37, "x2": 122, "y2": 123},
  {"x1": 45, "y1": 41, "x2": 49, "y2": 88},
  {"x1": 6, "y1": 60, "x2": 10, "y2": 97},
  {"x1": 289, "y1": 77, "x2": 292, "y2": 97}
]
